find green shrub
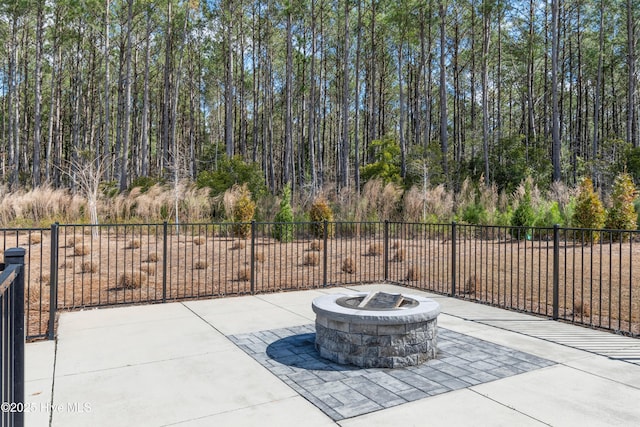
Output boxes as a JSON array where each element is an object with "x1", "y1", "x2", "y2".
[
  {"x1": 510, "y1": 182, "x2": 535, "y2": 239},
  {"x1": 605, "y1": 173, "x2": 637, "y2": 239},
  {"x1": 196, "y1": 155, "x2": 267, "y2": 199},
  {"x1": 461, "y1": 203, "x2": 488, "y2": 225},
  {"x1": 572, "y1": 177, "x2": 605, "y2": 243},
  {"x1": 273, "y1": 185, "x2": 294, "y2": 242},
  {"x1": 309, "y1": 196, "x2": 334, "y2": 238}
]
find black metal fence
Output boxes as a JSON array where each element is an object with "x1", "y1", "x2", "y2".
[
  {"x1": 7, "y1": 221, "x2": 640, "y2": 340},
  {"x1": 1, "y1": 248, "x2": 26, "y2": 427}
]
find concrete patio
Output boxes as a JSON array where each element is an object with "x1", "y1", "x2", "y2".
[{"x1": 24, "y1": 283, "x2": 640, "y2": 426}]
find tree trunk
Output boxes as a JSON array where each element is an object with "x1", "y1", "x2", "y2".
[
  {"x1": 628, "y1": 0, "x2": 637, "y2": 147},
  {"x1": 340, "y1": 0, "x2": 349, "y2": 190},
  {"x1": 481, "y1": 0, "x2": 491, "y2": 184},
  {"x1": 284, "y1": 7, "x2": 293, "y2": 186},
  {"x1": 224, "y1": 0, "x2": 234, "y2": 158},
  {"x1": 33, "y1": 1, "x2": 44, "y2": 187},
  {"x1": 119, "y1": 0, "x2": 134, "y2": 191},
  {"x1": 141, "y1": 8, "x2": 151, "y2": 177},
  {"x1": 551, "y1": 0, "x2": 561, "y2": 182},
  {"x1": 439, "y1": 0, "x2": 448, "y2": 180},
  {"x1": 592, "y1": 0, "x2": 604, "y2": 182}
]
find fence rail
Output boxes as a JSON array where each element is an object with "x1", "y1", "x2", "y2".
[
  {"x1": 1, "y1": 248, "x2": 26, "y2": 427},
  {"x1": 5, "y1": 221, "x2": 640, "y2": 340}
]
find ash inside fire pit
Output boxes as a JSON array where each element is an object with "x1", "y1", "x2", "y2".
[{"x1": 312, "y1": 290, "x2": 440, "y2": 368}]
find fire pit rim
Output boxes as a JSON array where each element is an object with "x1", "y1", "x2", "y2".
[{"x1": 311, "y1": 292, "x2": 440, "y2": 325}]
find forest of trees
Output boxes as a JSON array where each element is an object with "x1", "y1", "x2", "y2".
[{"x1": 1, "y1": 0, "x2": 639, "y2": 199}]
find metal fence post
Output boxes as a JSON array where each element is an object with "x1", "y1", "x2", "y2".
[
  {"x1": 162, "y1": 221, "x2": 168, "y2": 303},
  {"x1": 553, "y1": 224, "x2": 560, "y2": 320},
  {"x1": 322, "y1": 220, "x2": 328, "y2": 287},
  {"x1": 5, "y1": 247, "x2": 26, "y2": 426},
  {"x1": 384, "y1": 220, "x2": 389, "y2": 282},
  {"x1": 451, "y1": 221, "x2": 457, "y2": 297},
  {"x1": 48, "y1": 223, "x2": 59, "y2": 340},
  {"x1": 250, "y1": 221, "x2": 256, "y2": 295}
]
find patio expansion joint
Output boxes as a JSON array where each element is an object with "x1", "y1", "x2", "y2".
[{"x1": 467, "y1": 388, "x2": 553, "y2": 426}]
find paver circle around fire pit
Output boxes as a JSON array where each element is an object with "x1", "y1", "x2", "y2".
[{"x1": 312, "y1": 291, "x2": 440, "y2": 368}]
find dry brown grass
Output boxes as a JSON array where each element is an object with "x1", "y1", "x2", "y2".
[
  {"x1": 342, "y1": 257, "x2": 356, "y2": 274},
  {"x1": 139, "y1": 264, "x2": 156, "y2": 276},
  {"x1": 303, "y1": 253, "x2": 320, "y2": 266},
  {"x1": 126, "y1": 239, "x2": 141, "y2": 249},
  {"x1": 392, "y1": 248, "x2": 405, "y2": 262},
  {"x1": 368, "y1": 243, "x2": 383, "y2": 256},
  {"x1": 146, "y1": 252, "x2": 159, "y2": 263},
  {"x1": 193, "y1": 236, "x2": 206, "y2": 246},
  {"x1": 80, "y1": 261, "x2": 97, "y2": 274},
  {"x1": 255, "y1": 252, "x2": 265, "y2": 263},
  {"x1": 390, "y1": 240, "x2": 400, "y2": 249},
  {"x1": 194, "y1": 260, "x2": 208, "y2": 270},
  {"x1": 74, "y1": 244, "x2": 90, "y2": 256},
  {"x1": 117, "y1": 271, "x2": 147, "y2": 289},
  {"x1": 29, "y1": 234, "x2": 42, "y2": 245},
  {"x1": 237, "y1": 268, "x2": 250, "y2": 281},
  {"x1": 407, "y1": 266, "x2": 421, "y2": 281},
  {"x1": 231, "y1": 240, "x2": 246, "y2": 250},
  {"x1": 309, "y1": 240, "x2": 323, "y2": 251}
]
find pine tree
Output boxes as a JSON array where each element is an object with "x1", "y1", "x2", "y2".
[
  {"x1": 605, "y1": 173, "x2": 637, "y2": 239},
  {"x1": 572, "y1": 177, "x2": 606, "y2": 244},
  {"x1": 273, "y1": 184, "x2": 294, "y2": 242}
]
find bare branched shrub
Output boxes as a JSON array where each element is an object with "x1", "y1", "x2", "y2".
[
  {"x1": 303, "y1": 253, "x2": 320, "y2": 266},
  {"x1": 193, "y1": 236, "x2": 206, "y2": 246},
  {"x1": 464, "y1": 275, "x2": 480, "y2": 294},
  {"x1": 368, "y1": 243, "x2": 383, "y2": 256},
  {"x1": 80, "y1": 261, "x2": 97, "y2": 274},
  {"x1": 309, "y1": 240, "x2": 323, "y2": 251},
  {"x1": 231, "y1": 240, "x2": 246, "y2": 250},
  {"x1": 406, "y1": 266, "x2": 421, "y2": 281},
  {"x1": 342, "y1": 257, "x2": 356, "y2": 274},
  {"x1": 392, "y1": 248, "x2": 405, "y2": 262},
  {"x1": 74, "y1": 244, "x2": 90, "y2": 256},
  {"x1": 139, "y1": 265, "x2": 156, "y2": 276},
  {"x1": 255, "y1": 252, "x2": 265, "y2": 263},
  {"x1": 126, "y1": 239, "x2": 141, "y2": 249},
  {"x1": 146, "y1": 252, "x2": 159, "y2": 263},
  {"x1": 118, "y1": 271, "x2": 147, "y2": 289},
  {"x1": 194, "y1": 260, "x2": 208, "y2": 270},
  {"x1": 237, "y1": 268, "x2": 250, "y2": 281}
]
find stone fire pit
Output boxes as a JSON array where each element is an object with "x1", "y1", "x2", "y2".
[{"x1": 312, "y1": 291, "x2": 440, "y2": 368}]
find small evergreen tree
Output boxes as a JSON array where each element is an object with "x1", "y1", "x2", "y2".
[
  {"x1": 605, "y1": 173, "x2": 637, "y2": 240},
  {"x1": 510, "y1": 181, "x2": 535, "y2": 239},
  {"x1": 309, "y1": 196, "x2": 335, "y2": 238},
  {"x1": 572, "y1": 177, "x2": 605, "y2": 244},
  {"x1": 273, "y1": 185, "x2": 294, "y2": 242},
  {"x1": 231, "y1": 184, "x2": 256, "y2": 238}
]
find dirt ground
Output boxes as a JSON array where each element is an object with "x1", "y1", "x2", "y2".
[{"x1": 4, "y1": 223, "x2": 640, "y2": 339}]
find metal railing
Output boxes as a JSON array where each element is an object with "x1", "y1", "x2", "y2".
[
  {"x1": 9, "y1": 221, "x2": 640, "y2": 340},
  {"x1": 1, "y1": 248, "x2": 26, "y2": 427}
]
